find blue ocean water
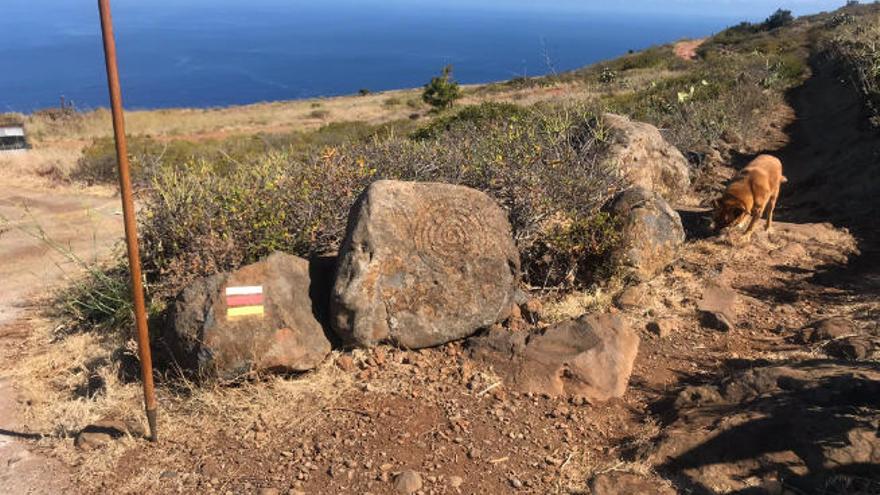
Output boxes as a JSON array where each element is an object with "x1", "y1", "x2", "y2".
[{"x1": 0, "y1": 0, "x2": 821, "y2": 113}]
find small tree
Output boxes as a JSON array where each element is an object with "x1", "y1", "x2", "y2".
[
  {"x1": 764, "y1": 9, "x2": 794, "y2": 29},
  {"x1": 422, "y1": 65, "x2": 462, "y2": 111}
]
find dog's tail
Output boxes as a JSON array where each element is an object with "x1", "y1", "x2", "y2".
[{"x1": 781, "y1": 175, "x2": 789, "y2": 183}]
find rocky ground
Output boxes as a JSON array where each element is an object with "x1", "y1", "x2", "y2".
[{"x1": 1, "y1": 44, "x2": 879, "y2": 495}]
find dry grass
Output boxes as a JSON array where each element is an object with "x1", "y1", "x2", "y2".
[
  {"x1": 5, "y1": 313, "x2": 361, "y2": 490},
  {"x1": 0, "y1": 146, "x2": 81, "y2": 187},
  {"x1": 24, "y1": 88, "x2": 430, "y2": 146},
  {"x1": 541, "y1": 285, "x2": 617, "y2": 323}
]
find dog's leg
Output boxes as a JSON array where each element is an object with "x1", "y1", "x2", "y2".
[
  {"x1": 765, "y1": 194, "x2": 778, "y2": 231},
  {"x1": 743, "y1": 204, "x2": 766, "y2": 242}
]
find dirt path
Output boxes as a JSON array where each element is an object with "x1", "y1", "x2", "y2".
[
  {"x1": 674, "y1": 39, "x2": 704, "y2": 61},
  {"x1": 0, "y1": 181, "x2": 122, "y2": 494}
]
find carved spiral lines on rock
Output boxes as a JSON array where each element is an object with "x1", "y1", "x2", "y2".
[{"x1": 412, "y1": 203, "x2": 488, "y2": 266}]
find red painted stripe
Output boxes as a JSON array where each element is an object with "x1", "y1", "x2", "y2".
[{"x1": 226, "y1": 294, "x2": 264, "y2": 307}]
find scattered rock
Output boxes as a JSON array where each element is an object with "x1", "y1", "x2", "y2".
[
  {"x1": 336, "y1": 355, "x2": 355, "y2": 372},
  {"x1": 165, "y1": 252, "x2": 333, "y2": 380},
  {"x1": 74, "y1": 418, "x2": 130, "y2": 451},
  {"x1": 614, "y1": 285, "x2": 647, "y2": 310},
  {"x1": 448, "y1": 475, "x2": 463, "y2": 488},
  {"x1": 697, "y1": 282, "x2": 736, "y2": 331},
  {"x1": 607, "y1": 187, "x2": 685, "y2": 282},
  {"x1": 521, "y1": 298, "x2": 543, "y2": 323},
  {"x1": 674, "y1": 385, "x2": 724, "y2": 408},
  {"x1": 393, "y1": 470, "x2": 423, "y2": 494},
  {"x1": 771, "y1": 242, "x2": 808, "y2": 261},
  {"x1": 826, "y1": 336, "x2": 874, "y2": 360},
  {"x1": 647, "y1": 318, "x2": 675, "y2": 338},
  {"x1": 331, "y1": 180, "x2": 520, "y2": 349},
  {"x1": 469, "y1": 313, "x2": 639, "y2": 402},
  {"x1": 799, "y1": 317, "x2": 856, "y2": 344},
  {"x1": 590, "y1": 472, "x2": 675, "y2": 495},
  {"x1": 603, "y1": 113, "x2": 691, "y2": 199}
]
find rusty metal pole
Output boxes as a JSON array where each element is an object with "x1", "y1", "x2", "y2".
[{"x1": 97, "y1": 0, "x2": 158, "y2": 442}]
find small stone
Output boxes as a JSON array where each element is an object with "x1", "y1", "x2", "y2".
[
  {"x1": 697, "y1": 282, "x2": 736, "y2": 331},
  {"x1": 614, "y1": 285, "x2": 647, "y2": 310},
  {"x1": 448, "y1": 476, "x2": 463, "y2": 488},
  {"x1": 74, "y1": 419, "x2": 129, "y2": 451},
  {"x1": 258, "y1": 489, "x2": 280, "y2": 495},
  {"x1": 646, "y1": 318, "x2": 675, "y2": 338},
  {"x1": 826, "y1": 336, "x2": 873, "y2": 360},
  {"x1": 393, "y1": 470, "x2": 423, "y2": 494},
  {"x1": 508, "y1": 303, "x2": 523, "y2": 322},
  {"x1": 811, "y1": 317, "x2": 855, "y2": 341},
  {"x1": 509, "y1": 477, "x2": 523, "y2": 489},
  {"x1": 336, "y1": 355, "x2": 355, "y2": 372},
  {"x1": 522, "y1": 298, "x2": 543, "y2": 323},
  {"x1": 74, "y1": 431, "x2": 112, "y2": 451}
]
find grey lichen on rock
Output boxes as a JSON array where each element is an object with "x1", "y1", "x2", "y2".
[
  {"x1": 603, "y1": 112, "x2": 691, "y2": 201},
  {"x1": 607, "y1": 186, "x2": 686, "y2": 282}
]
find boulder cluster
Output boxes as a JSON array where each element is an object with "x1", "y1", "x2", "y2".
[{"x1": 163, "y1": 115, "x2": 690, "y2": 402}]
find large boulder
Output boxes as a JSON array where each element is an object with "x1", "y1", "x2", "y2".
[
  {"x1": 165, "y1": 252, "x2": 332, "y2": 380},
  {"x1": 607, "y1": 187, "x2": 685, "y2": 282},
  {"x1": 468, "y1": 313, "x2": 639, "y2": 403},
  {"x1": 603, "y1": 113, "x2": 691, "y2": 200},
  {"x1": 331, "y1": 180, "x2": 520, "y2": 348}
]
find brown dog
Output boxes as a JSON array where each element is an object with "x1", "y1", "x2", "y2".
[{"x1": 713, "y1": 154, "x2": 787, "y2": 241}]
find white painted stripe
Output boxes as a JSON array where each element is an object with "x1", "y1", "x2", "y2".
[{"x1": 225, "y1": 285, "x2": 263, "y2": 296}]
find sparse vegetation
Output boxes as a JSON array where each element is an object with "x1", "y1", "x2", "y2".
[
  {"x1": 137, "y1": 103, "x2": 621, "y2": 301},
  {"x1": 764, "y1": 8, "x2": 795, "y2": 30},
  {"x1": 823, "y1": 7, "x2": 880, "y2": 126}
]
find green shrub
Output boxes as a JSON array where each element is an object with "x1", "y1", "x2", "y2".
[
  {"x1": 823, "y1": 11, "x2": 880, "y2": 126},
  {"x1": 55, "y1": 261, "x2": 135, "y2": 335},
  {"x1": 422, "y1": 65, "x2": 462, "y2": 111},
  {"x1": 70, "y1": 120, "x2": 420, "y2": 186},
  {"x1": 764, "y1": 9, "x2": 795, "y2": 30},
  {"x1": 137, "y1": 104, "x2": 622, "y2": 299},
  {"x1": 411, "y1": 102, "x2": 531, "y2": 140}
]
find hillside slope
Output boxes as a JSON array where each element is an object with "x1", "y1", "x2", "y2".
[{"x1": 1, "y1": 5, "x2": 879, "y2": 494}]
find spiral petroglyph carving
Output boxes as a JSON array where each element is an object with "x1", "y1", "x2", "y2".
[
  {"x1": 412, "y1": 203, "x2": 490, "y2": 265},
  {"x1": 331, "y1": 180, "x2": 520, "y2": 349}
]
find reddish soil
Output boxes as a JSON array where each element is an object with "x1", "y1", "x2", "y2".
[
  {"x1": 0, "y1": 183, "x2": 122, "y2": 494},
  {"x1": 674, "y1": 39, "x2": 705, "y2": 61}
]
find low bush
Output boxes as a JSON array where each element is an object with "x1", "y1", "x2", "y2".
[
  {"x1": 604, "y1": 39, "x2": 807, "y2": 156},
  {"x1": 410, "y1": 102, "x2": 531, "y2": 140},
  {"x1": 823, "y1": 10, "x2": 880, "y2": 127},
  {"x1": 71, "y1": 120, "x2": 419, "y2": 186},
  {"x1": 137, "y1": 103, "x2": 622, "y2": 300}
]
